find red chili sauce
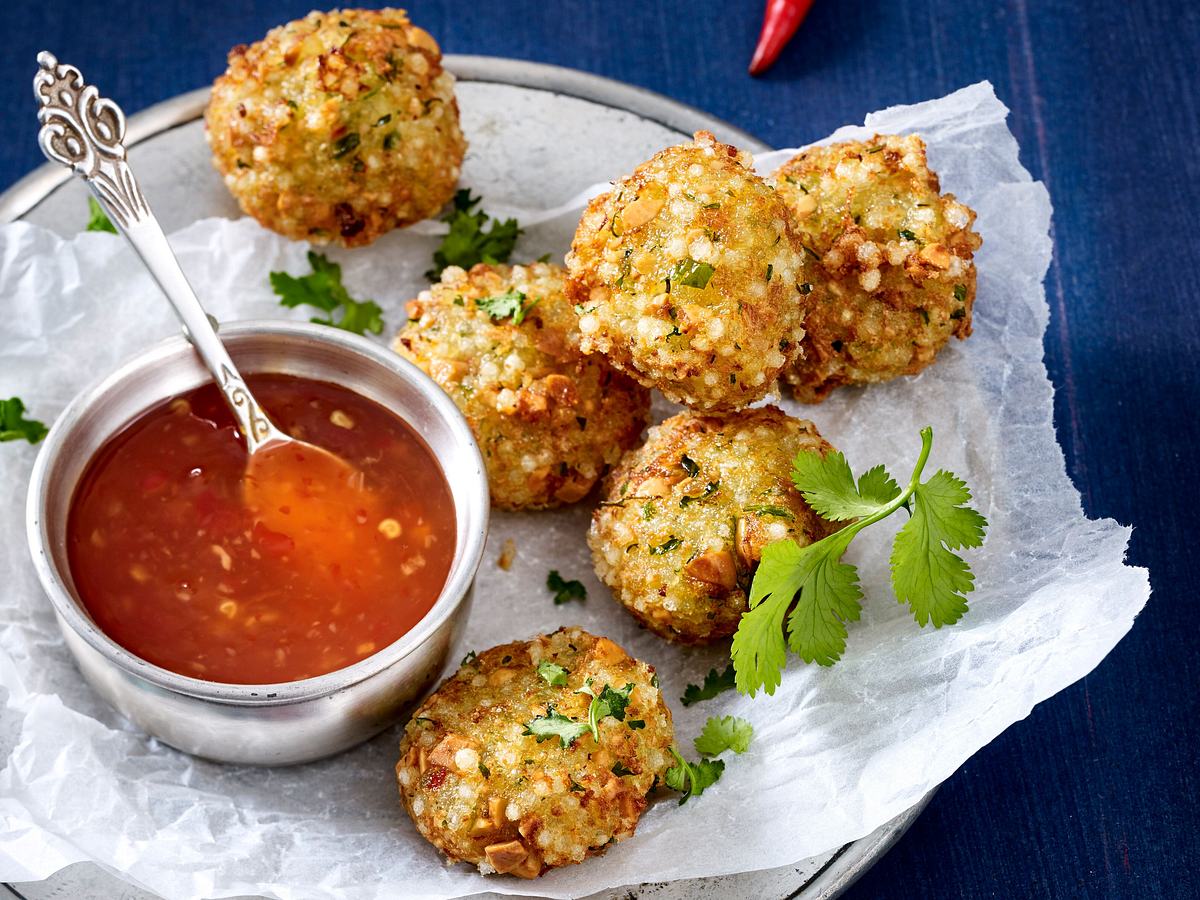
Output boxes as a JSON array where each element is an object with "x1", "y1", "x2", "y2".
[{"x1": 66, "y1": 374, "x2": 456, "y2": 684}]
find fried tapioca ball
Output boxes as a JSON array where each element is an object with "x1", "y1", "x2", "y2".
[
  {"x1": 769, "y1": 134, "x2": 982, "y2": 402},
  {"x1": 565, "y1": 131, "x2": 816, "y2": 411},
  {"x1": 396, "y1": 628, "x2": 674, "y2": 878},
  {"x1": 589, "y1": 407, "x2": 841, "y2": 644},
  {"x1": 205, "y1": 8, "x2": 466, "y2": 246},
  {"x1": 394, "y1": 262, "x2": 651, "y2": 510}
]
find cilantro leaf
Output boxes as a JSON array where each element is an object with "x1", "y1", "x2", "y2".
[
  {"x1": 595, "y1": 683, "x2": 634, "y2": 722},
  {"x1": 733, "y1": 427, "x2": 986, "y2": 696},
  {"x1": 270, "y1": 252, "x2": 383, "y2": 335},
  {"x1": 734, "y1": 530, "x2": 861, "y2": 693},
  {"x1": 0, "y1": 398, "x2": 49, "y2": 444},
  {"x1": 670, "y1": 257, "x2": 715, "y2": 289},
  {"x1": 694, "y1": 715, "x2": 754, "y2": 757},
  {"x1": 791, "y1": 451, "x2": 900, "y2": 521},
  {"x1": 476, "y1": 289, "x2": 539, "y2": 325},
  {"x1": 681, "y1": 664, "x2": 736, "y2": 706},
  {"x1": 664, "y1": 748, "x2": 725, "y2": 804},
  {"x1": 523, "y1": 705, "x2": 590, "y2": 748},
  {"x1": 577, "y1": 680, "x2": 634, "y2": 740},
  {"x1": 537, "y1": 660, "x2": 570, "y2": 687},
  {"x1": 426, "y1": 189, "x2": 522, "y2": 279},
  {"x1": 547, "y1": 570, "x2": 586, "y2": 605},
  {"x1": 891, "y1": 470, "x2": 987, "y2": 627},
  {"x1": 85, "y1": 197, "x2": 117, "y2": 233},
  {"x1": 856, "y1": 464, "x2": 903, "y2": 507}
]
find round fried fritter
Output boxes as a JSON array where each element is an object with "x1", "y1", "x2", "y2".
[
  {"x1": 769, "y1": 134, "x2": 982, "y2": 402},
  {"x1": 205, "y1": 8, "x2": 465, "y2": 246},
  {"x1": 565, "y1": 131, "x2": 816, "y2": 411},
  {"x1": 396, "y1": 628, "x2": 674, "y2": 878},
  {"x1": 589, "y1": 407, "x2": 841, "y2": 644},
  {"x1": 394, "y1": 262, "x2": 651, "y2": 510}
]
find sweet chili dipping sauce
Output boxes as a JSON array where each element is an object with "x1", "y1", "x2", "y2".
[{"x1": 66, "y1": 374, "x2": 455, "y2": 684}]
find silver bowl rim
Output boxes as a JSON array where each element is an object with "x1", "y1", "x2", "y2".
[{"x1": 25, "y1": 319, "x2": 490, "y2": 706}]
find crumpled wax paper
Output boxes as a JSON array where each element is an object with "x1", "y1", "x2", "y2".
[{"x1": 0, "y1": 82, "x2": 1149, "y2": 899}]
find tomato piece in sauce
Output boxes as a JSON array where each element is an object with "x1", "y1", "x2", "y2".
[{"x1": 66, "y1": 374, "x2": 456, "y2": 684}]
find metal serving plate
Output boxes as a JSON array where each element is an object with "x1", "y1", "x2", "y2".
[{"x1": 0, "y1": 55, "x2": 927, "y2": 900}]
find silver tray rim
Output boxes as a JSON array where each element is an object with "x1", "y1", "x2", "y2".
[{"x1": 0, "y1": 53, "x2": 929, "y2": 900}]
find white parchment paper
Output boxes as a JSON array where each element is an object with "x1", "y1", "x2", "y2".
[{"x1": 0, "y1": 83, "x2": 1149, "y2": 899}]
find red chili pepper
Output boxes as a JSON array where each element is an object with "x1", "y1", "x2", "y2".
[{"x1": 749, "y1": 0, "x2": 816, "y2": 76}]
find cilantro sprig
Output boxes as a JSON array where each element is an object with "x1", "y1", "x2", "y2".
[
  {"x1": 732, "y1": 427, "x2": 986, "y2": 696},
  {"x1": 522, "y1": 679, "x2": 634, "y2": 749},
  {"x1": 665, "y1": 714, "x2": 754, "y2": 804},
  {"x1": 0, "y1": 398, "x2": 48, "y2": 444},
  {"x1": 680, "y1": 664, "x2": 736, "y2": 706},
  {"x1": 270, "y1": 252, "x2": 384, "y2": 335},
  {"x1": 664, "y1": 750, "x2": 724, "y2": 804},
  {"x1": 578, "y1": 680, "x2": 633, "y2": 741},
  {"x1": 426, "y1": 189, "x2": 522, "y2": 279}
]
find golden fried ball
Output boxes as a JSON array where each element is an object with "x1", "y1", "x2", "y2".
[
  {"x1": 205, "y1": 8, "x2": 466, "y2": 246},
  {"x1": 589, "y1": 407, "x2": 840, "y2": 644},
  {"x1": 394, "y1": 262, "x2": 651, "y2": 510},
  {"x1": 770, "y1": 134, "x2": 982, "y2": 402},
  {"x1": 565, "y1": 131, "x2": 816, "y2": 411},
  {"x1": 396, "y1": 628, "x2": 674, "y2": 878}
]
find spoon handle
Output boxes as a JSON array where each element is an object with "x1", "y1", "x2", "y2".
[{"x1": 32, "y1": 51, "x2": 279, "y2": 453}]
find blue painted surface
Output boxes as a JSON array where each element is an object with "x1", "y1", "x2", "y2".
[{"x1": 1, "y1": 1, "x2": 1196, "y2": 897}]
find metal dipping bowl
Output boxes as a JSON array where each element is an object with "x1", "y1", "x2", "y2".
[{"x1": 25, "y1": 321, "x2": 489, "y2": 766}]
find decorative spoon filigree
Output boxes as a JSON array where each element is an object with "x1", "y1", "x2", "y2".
[{"x1": 34, "y1": 52, "x2": 360, "y2": 520}]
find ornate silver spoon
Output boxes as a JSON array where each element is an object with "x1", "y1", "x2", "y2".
[{"x1": 33, "y1": 51, "x2": 362, "y2": 530}]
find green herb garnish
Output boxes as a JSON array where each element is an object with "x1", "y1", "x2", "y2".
[
  {"x1": 680, "y1": 664, "x2": 736, "y2": 706},
  {"x1": 85, "y1": 197, "x2": 117, "y2": 233},
  {"x1": 537, "y1": 660, "x2": 570, "y2": 687},
  {"x1": 270, "y1": 251, "x2": 383, "y2": 335},
  {"x1": 732, "y1": 428, "x2": 986, "y2": 695},
  {"x1": 0, "y1": 398, "x2": 49, "y2": 444},
  {"x1": 694, "y1": 716, "x2": 753, "y2": 756},
  {"x1": 426, "y1": 189, "x2": 522, "y2": 279},
  {"x1": 476, "y1": 289, "x2": 538, "y2": 325},
  {"x1": 523, "y1": 705, "x2": 590, "y2": 748},
  {"x1": 547, "y1": 570, "x2": 586, "y2": 605},
  {"x1": 650, "y1": 537, "x2": 683, "y2": 556},
  {"x1": 670, "y1": 257, "x2": 715, "y2": 289},
  {"x1": 576, "y1": 680, "x2": 635, "y2": 741},
  {"x1": 664, "y1": 749, "x2": 724, "y2": 805}
]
